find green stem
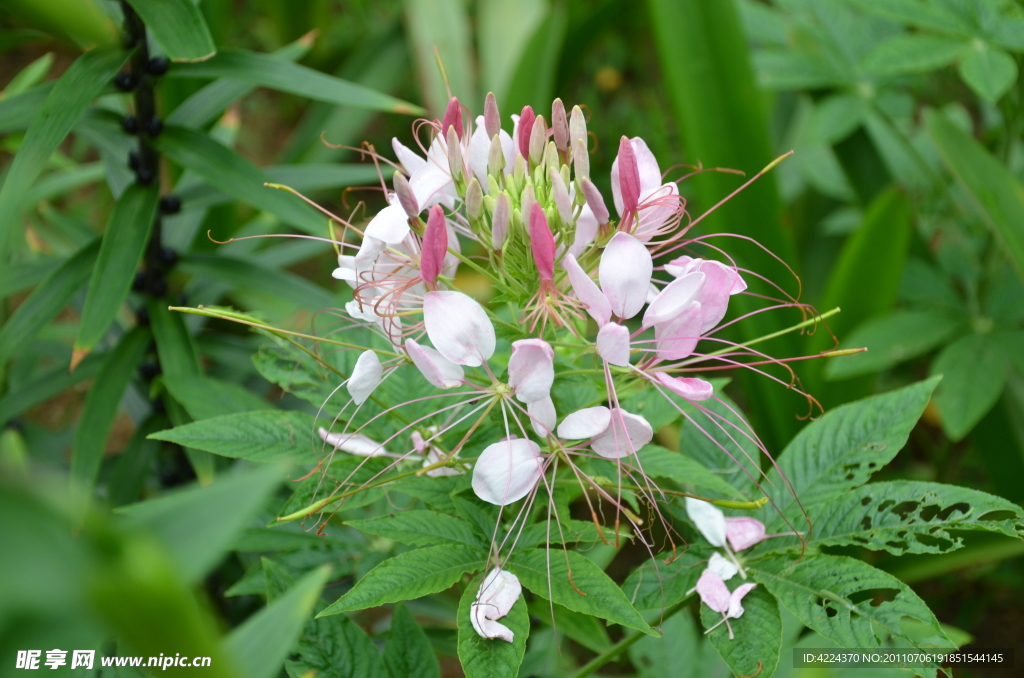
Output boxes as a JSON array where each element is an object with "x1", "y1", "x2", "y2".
[
  {"x1": 692, "y1": 306, "x2": 842, "y2": 362},
  {"x1": 568, "y1": 599, "x2": 689, "y2": 678}
]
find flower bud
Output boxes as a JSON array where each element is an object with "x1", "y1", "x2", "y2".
[
  {"x1": 441, "y1": 96, "x2": 463, "y2": 140},
  {"x1": 488, "y1": 133, "x2": 505, "y2": 176},
  {"x1": 529, "y1": 115, "x2": 547, "y2": 166},
  {"x1": 581, "y1": 178, "x2": 609, "y2": 224},
  {"x1": 551, "y1": 99, "x2": 569, "y2": 151},
  {"x1": 543, "y1": 141, "x2": 559, "y2": 175},
  {"x1": 569, "y1": 106, "x2": 587, "y2": 156},
  {"x1": 517, "y1": 105, "x2": 535, "y2": 160},
  {"x1": 421, "y1": 204, "x2": 448, "y2": 287},
  {"x1": 393, "y1": 171, "x2": 418, "y2": 218},
  {"x1": 520, "y1": 184, "x2": 536, "y2": 225},
  {"x1": 549, "y1": 168, "x2": 573, "y2": 224},
  {"x1": 446, "y1": 126, "x2": 464, "y2": 182},
  {"x1": 492, "y1": 192, "x2": 511, "y2": 249},
  {"x1": 617, "y1": 136, "x2": 641, "y2": 214},
  {"x1": 466, "y1": 178, "x2": 483, "y2": 220},
  {"x1": 573, "y1": 138, "x2": 590, "y2": 181},
  {"x1": 529, "y1": 203, "x2": 555, "y2": 282},
  {"x1": 484, "y1": 92, "x2": 500, "y2": 138}
]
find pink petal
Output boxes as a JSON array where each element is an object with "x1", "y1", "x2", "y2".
[
  {"x1": 508, "y1": 338, "x2": 555, "y2": 403},
  {"x1": 441, "y1": 96, "x2": 463, "y2": 139},
  {"x1": 597, "y1": 323, "x2": 631, "y2": 366},
  {"x1": 566, "y1": 203, "x2": 598, "y2": 260},
  {"x1": 664, "y1": 256, "x2": 698, "y2": 278},
  {"x1": 653, "y1": 372, "x2": 714, "y2": 401},
  {"x1": 725, "y1": 517, "x2": 768, "y2": 552},
  {"x1": 364, "y1": 199, "x2": 410, "y2": 245},
  {"x1": 695, "y1": 260, "x2": 740, "y2": 333},
  {"x1": 696, "y1": 568, "x2": 731, "y2": 614},
  {"x1": 423, "y1": 291, "x2": 496, "y2": 366},
  {"x1": 635, "y1": 183, "x2": 680, "y2": 241},
  {"x1": 615, "y1": 136, "x2": 641, "y2": 214},
  {"x1": 707, "y1": 552, "x2": 739, "y2": 582},
  {"x1": 653, "y1": 301, "x2": 702, "y2": 361},
  {"x1": 420, "y1": 205, "x2": 448, "y2": 286},
  {"x1": 630, "y1": 137, "x2": 663, "y2": 194},
  {"x1": 590, "y1": 409, "x2": 653, "y2": 459},
  {"x1": 529, "y1": 203, "x2": 555, "y2": 282},
  {"x1": 392, "y1": 138, "x2": 426, "y2": 174},
  {"x1": 405, "y1": 338, "x2": 464, "y2": 389},
  {"x1": 528, "y1": 396, "x2": 556, "y2": 437},
  {"x1": 348, "y1": 350, "x2": 382, "y2": 405},
  {"x1": 685, "y1": 497, "x2": 727, "y2": 547},
  {"x1": 642, "y1": 271, "x2": 706, "y2": 328},
  {"x1": 472, "y1": 439, "x2": 544, "y2": 505},
  {"x1": 599, "y1": 233, "x2": 652, "y2": 320},
  {"x1": 557, "y1": 406, "x2": 611, "y2": 440},
  {"x1": 318, "y1": 428, "x2": 390, "y2": 457},
  {"x1": 564, "y1": 254, "x2": 611, "y2": 326},
  {"x1": 727, "y1": 583, "x2": 757, "y2": 619},
  {"x1": 517, "y1": 105, "x2": 535, "y2": 160}
]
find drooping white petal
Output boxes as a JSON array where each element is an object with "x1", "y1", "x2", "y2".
[
  {"x1": 564, "y1": 254, "x2": 611, "y2": 326},
  {"x1": 345, "y1": 299, "x2": 378, "y2": 323},
  {"x1": 653, "y1": 301, "x2": 702, "y2": 361},
  {"x1": 725, "y1": 517, "x2": 768, "y2": 551},
  {"x1": 599, "y1": 233, "x2": 652, "y2": 320},
  {"x1": 472, "y1": 439, "x2": 544, "y2": 505},
  {"x1": 318, "y1": 428, "x2": 390, "y2": 457},
  {"x1": 557, "y1": 406, "x2": 611, "y2": 440},
  {"x1": 653, "y1": 372, "x2": 714, "y2": 401},
  {"x1": 642, "y1": 272, "x2": 705, "y2": 328},
  {"x1": 405, "y1": 338, "x2": 464, "y2": 389},
  {"x1": 347, "y1": 350, "x2": 382, "y2": 404},
  {"x1": 508, "y1": 338, "x2": 555, "y2": 403},
  {"x1": 590, "y1": 409, "x2": 653, "y2": 458},
  {"x1": 423, "y1": 291, "x2": 496, "y2": 366},
  {"x1": 471, "y1": 568, "x2": 522, "y2": 642},
  {"x1": 527, "y1": 396, "x2": 556, "y2": 437},
  {"x1": 392, "y1": 138, "x2": 426, "y2": 174},
  {"x1": 596, "y1": 322, "x2": 631, "y2": 366},
  {"x1": 472, "y1": 615, "x2": 514, "y2": 642},
  {"x1": 685, "y1": 497, "x2": 727, "y2": 548},
  {"x1": 727, "y1": 583, "x2": 757, "y2": 619},
  {"x1": 332, "y1": 255, "x2": 357, "y2": 284},
  {"x1": 354, "y1": 235, "x2": 385, "y2": 273},
  {"x1": 696, "y1": 568, "x2": 731, "y2": 614},
  {"x1": 364, "y1": 197, "x2": 411, "y2": 244},
  {"x1": 707, "y1": 552, "x2": 739, "y2": 582}
]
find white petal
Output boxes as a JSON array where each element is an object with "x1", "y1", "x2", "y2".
[
  {"x1": 630, "y1": 137, "x2": 663, "y2": 194},
  {"x1": 707, "y1": 552, "x2": 739, "y2": 582},
  {"x1": 694, "y1": 260, "x2": 742, "y2": 333},
  {"x1": 664, "y1": 256, "x2": 697, "y2": 278},
  {"x1": 410, "y1": 161, "x2": 453, "y2": 210},
  {"x1": 564, "y1": 254, "x2": 611, "y2": 326},
  {"x1": 528, "y1": 396, "x2": 556, "y2": 437},
  {"x1": 634, "y1": 182, "x2": 680, "y2": 242},
  {"x1": 478, "y1": 568, "x2": 521, "y2": 619},
  {"x1": 469, "y1": 116, "x2": 490, "y2": 185},
  {"x1": 557, "y1": 406, "x2": 611, "y2": 440},
  {"x1": 406, "y1": 338, "x2": 464, "y2": 389},
  {"x1": 347, "y1": 350, "x2": 382, "y2": 404},
  {"x1": 654, "y1": 301, "x2": 702, "y2": 361},
  {"x1": 508, "y1": 338, "x2": 555, "y2": 403},
  {"x1": 472, "y1": 439, "x2": 544, "y2": 505},
  {"x1": 642, "y1": 272, "x2": 705, "y2": 328},
  {"x1": 599, "y1": 233, "x2": 652, "y2": 320},
  {"x1": 332, "y1": 255, "x2": 357, "y2": 284},
  {"x1": 392, "y1": 138, "x2": 426, "y2": 174},
  {"x1": 590, "y1": 409, "x2": 653, "y2": 458},
  {"x1": 364, "y1": 200, "x2": 410, "y2": 244},
  {"x1": 471, "y1": 614, "x2": 515, "y2": 642},
  {"x1": 596, "y1": 322, "x2": 631, "y2": 366},
  {"x1": 685, "y1": 497, "x2": 727, "y2": 547},
  {"x1": 567, "y1": 203, "x2": 598, "y2": 260},
  {"x1": 424, "y1": 291, "x2": 496, "y2": 366},
  {"x1": 345, "y1": 299, "x2": 379, "y2": 323},
  {"x1": 354, "y1": 236, "x2": 385, "y2": 273},
  {"x1": 318, "y1": 428, "x2": 389, "y2": 457}
]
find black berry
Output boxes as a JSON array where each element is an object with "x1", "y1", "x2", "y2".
[
  {"x1": 135, "y1": 307, "x2": 150, "y2": 326},
  {"x1": 159, "y1": 195, "x2": 181, "y2": 214},
  {"x1": 139, "y1": 361, "x2": 161, "y2": 381},
  {"x1": 147, "y1": 273, "x2": 167, "y2": 297},
  {"x1": 147, "y1": 56, "x2": 169, "y2": 76},
  {"x1": 121, "y1": 115, "x2": 139, "y2": 134},
  {"x1": 146, "y1": 116, "x2": 163, "y2": 137},
  {"x1": 158, "y1": 247, "x2": 178, "y2": 267},
  {"x1": 114, "y1": 72, "x2": 137, "y2": 91},
  {"x1": 128, "y1": 150, "x2": 140, "y2": 171},
  {"x1": 136, "y1": 166, "x2": 155, "y2": 185},
  {"x1": 132, "y1": 271, "x2": 147, "y2": 292}
]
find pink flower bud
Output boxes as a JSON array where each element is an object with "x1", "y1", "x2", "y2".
[
  {"x1": 465, "y1": 178, "x2": 483, "y2": 220},
  {"x1": 484, "y1": 92, "x2": 500, "y2": 138},
  {"x1": 492, "y1": 192, "x2": 511, "y2": 249},
  {"x1": 441, "y1": 96, "x2": 463, "y2": 140},
  {"x1": 551, "y1": 99, "x2": 569, "y2": 151},
  {"x1": 421, "y1": 205, "x2": 448, "y2": 287},
  {"x1": 569, "y1": 106, "x2": 587, "y2": 154},
  {"x1": 446, "y1": 126, "x2": 463, "y2": 182},
  {"x1": 549, "y1": 169, "x2": 573, "y2": 224},
  {"x1": 617, "y1": 136, "x2": 641, "y2": 214},
  {"x1": 517, "y1": 105, "x2": 535, "y2": 160},
  {"x1": 393, "y1": 171, "x2": 419, "y2": 217},
  {"x1": 529, "y1": 115, "x2": 547, "y2": 165},
  {"x1": 580, "y1": 178, "x2": 608, "y2": 224},
  {"x1": 529, "y1": 203, "x2": 555, "y2": 282}
]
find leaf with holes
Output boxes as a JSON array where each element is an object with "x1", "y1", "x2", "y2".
[
  {"x1": 751, "y1": 555, "x2": 954, "y2": 674},
  {"x1": 699, "y1": 584, "x2": 781, "y2": 678}
]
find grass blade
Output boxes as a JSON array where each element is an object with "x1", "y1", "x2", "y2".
[
  {"x1": 122, "y1": 0, "x2": 216, "y2": 62},
  {"x1": 403, "y1": 0, "x2": 476, "y2": 116}
]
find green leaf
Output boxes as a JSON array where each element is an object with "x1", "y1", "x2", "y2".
[
  {"x1": 319, "y1": 545, "x2": 486, "y2": 616},
  {"x1": 108, "y1": 415, "x2": 166, "y2": 507},
  {"x1": 252, "y1": 341, "x2": 344, "y2": 409},
  {"x1": 766, "y1": 481, "x2": 1024, "y2": 556},
  {"x1": 149, "y1": 410, "x2": 320, "y2": 463},
  {"x1": 500, "y1": 3, "x2": 569, "y2": 115},
  {"x1": 825, "y1": 310, "x2": 966, "y2": 380},
  {"x1": 751, "y1": 554, "x2": 953, "y2": 662},
  {"x1": 289, "y1": 607, "x2": 387, "y2": 678},
  {"x1": 636, "y1": 445, "x2": 747, "y2": 499},
  {"x1": 621, "y1": 552, "x2": 703, "y2": 612},
  {"x1": 0, "y1": 353, "x2": 102, "y2": 427},
  {"x1": 764, "y1": 378, "x2": 941, "y2": 530},
  {"x1": 477, "y1": 0, "x2": 547, "y2": 103},
  {"x1": 152, "y1": 125, "x2": 328, "y2": 236},
  {"x1": 629, "y1": 610, "x2": 711, "y2": 678},
  {"x1": 860, "y1": 34, "x2": 967, "y2": 76},
  {"x1": 926, "y1": 109, "x2": 1024, "y2": 285},
  {"x1": 118, "y1": 464, "x2": 286, "y2": 582},
  {"x1": 123, "y1": 0, "x2": 215, "y2": 62},
  {"x1": 167, "y1": 48, "x2": 421, "y2": 115},
  {"x1": 74, "y1": 184, "x2": 159, "y2": 356},
  {"x1": 224, "y1": 565, "x2": 332, "y2": 678},
  {"x1": 0, "y1": 82, "x2": 52, "y2": 134},
  {"x1": 507, "y1": 549, "x2": 653, "y2": 635},
  {"x1": 753, "y1": 50, "x2": 841, "y2": 90},
  {"x1": 930, "y1": 333, "x2": 1009, "y2": 441},
  {"x1": 148, "y1": 300, "x2": 201, "y2": 377},
  {"x1": 678, "y1": 391, "x2": 764, "y2": 496},
  {"x1": 403, "y1": 0, "x2": 476, "y2": 116},
  {"x1": 384, "y1": 603, "x2": 440, "y2": 678},
  {"x1": 69, "y1": 327, "x2": 151, "y2": 488},
  {"x1": 699, "y1": 584, "x2": 781, "y2": 678},
  {"x1": 0, "y1": 47, "x2": 129, "y2": 253},
  {"x1": 958, "y1": 46, "x2": 1018, "y2": 103},
  {"x1": 848, "y1": 0, "x2": 973, "y2": 35},
  {"x1": 810, "y1": 93, "x2": 865, "y2": 145},
  {"x1": 457, "y1": 572, "x2": 528, "y2": 678},
  {"x1": 346, "y1": 510, "x2": 484, "y2": 548},
  {"x1": 528, "y1": 598, "x2": 611, "y2": 652},
  {"x1": 4, "y1": 52, "x2": 54, "y2": 97},
  {"x1": 0, "y1": 239, "x2": 98, "y2": 366},
  {"x1": 178, "y1": 253, "x2": 337, "y2": 310},
  {"x1": 161, "y1": 373, "x2": 269, "y2": 420}
]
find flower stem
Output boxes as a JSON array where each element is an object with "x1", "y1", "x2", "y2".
[{"x1": 697, "y1": 306, "x2": 842, "y2": 361}]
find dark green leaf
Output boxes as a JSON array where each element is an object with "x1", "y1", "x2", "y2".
[
  {"x1": 500, "y1": 3, "x2": 568, "y2": 114},
  {"x1": 0, "y1": 257, "x2": 59, "y2": 300},
  {"x1": 457, "y1": 572, "x2": 528, "y2": 678},
  {"x1": 700, "y1": 584, "x2": 780, "y2": 678},
  {"x1": 384, "y1": 603, "x2": 440, "y2": 678},
  {"x1": 930, "y1": 333, "x2": 1008, "y2": 441},
  {"x1": 636, "y1": 444, "x2": 747, "y2": 500},
  {"x1": 161, "y1": 373, "x2": 268, "y2": 420},
  {"x1": 108, "y1": 415, "x2": 166, "y2": 507},
  {"x1": 527, "y1": 598, "x2": 611, "y2": 652},
  {"x1": 289, "y1": 608, "x2": 386, "y2": 678},
  {"x1": 148, "y1": 301, "x2": 201, "y2": 377},
  {"x1": 149, "y1": 410, "x2": 320, "y2": 463},
  {"x1": 958, "y1": 47, "x2": 1017, "y2": 103},
  {"x1": 622, "y1": 552, "x2": 703, "y2": 612},
  {"x1": 346, "y1": 510, "x2": 484, "y2": 548},
  {"x1": 403, "y1": 0, "x2": 476, "y2": 116},
  {"x1": 123, "y1": 0, "x2": 216, "y2": 62},
  {"x1": 178, "y1": 253, "x2": 337, "y2": 310}
]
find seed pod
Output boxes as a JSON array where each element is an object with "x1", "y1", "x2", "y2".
[
  {"x1": 492, "y1": 192, "x2": 511, "y2": 249},
  {"x1": 484, "y1": 92, "x2": 500, "y2": 138},
  {"x1": 393, "y1": 171, "x2": 419, "y2": 217},
  {"x1": 581, "y1": 178, "x2": 609, "y2": 225},
  {"x1": 551, "y1": 99, "x2": 569, "y2": 151}
]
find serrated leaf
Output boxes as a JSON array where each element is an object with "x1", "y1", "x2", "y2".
[
  {"x1": 123, "y1": 0, "x2": 216, "y2": 61},
  {"x1": 860, "y1": 34, "x2": 967, "y2": 77},
  {"x1": 251, "y1": 340, "x2": 345, "y2": 409},
  {"x1": 678, "y1": 391, "x2": 764, "y2": 496},
  {"x1": 346, "y1": 510, "x2": 484, "y2": 548},
  {"x1": 508, "y1": 549, "x2": 653, "y2": 634},
  {"x1": 764, "y1": 378, "x2": 941, "y2": 531},
  {"x1": 320, "y1": 545, "x2": 486, "y2": 616},
  {"x1": 457, "y1": 572, "x2": 528, "y2": 678},
  {"x1": 959, "y1": 47, "x2": 1017, "y2": 103},
  {"x1": 517, "y1": 519, "x2": 617, "y2": 549},
  {"x1": 75, "y1": 185, "x2": 159, "y2": 355},
  {"x1": 825, "y1": 310, "x2": 966, "y2": 380},
  {"x1": 622, "y1": 552, "x2": 703, "y2": 612},
  {"x1": 118, "y1": 464, "x2": 286, "y2": 582},
  {"x1": 635, "y1": 444, "x2": 747, "y2": 500},
  {"x1": 149, "y1": 410, "x2": 320, "y2": 463},
  {"x1": 384, "y1": 603, "x2": 440, "y2": 678},
  {"x1": 289, "y1": 610, "x2": 386, "y2": 678},
  {"x1": 930, "y1": 333, "x2": 1008, "y2": 441},
  {"x1": 699, "y1": 584, "x2": 781, "y2": 678},
  {"x1": 162, "y1": 373, "x2": 269, "y2": 420},
  {"x1": 751, "y1": 555, "x2": 953, "y2": 669}
]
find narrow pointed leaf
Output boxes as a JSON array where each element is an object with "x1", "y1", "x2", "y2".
[
  {"x1": 161, "y1": 373, "x2": 269, "y2": 420},
  {"x1": 384, "y1": 603, "x2": 441, "y2": 678},
  {"x1": 403, "y1": 0, "x2": 476, "y2": 116},
  {"x1": 0, "y1": 354, "x2": 102, "y2": 427},
  {"x1": 178, "y1": 253, "x2": 336, "y2": 310},
  {"x1": 123, "y1": 0, "x2": 216, "y2": 62}
]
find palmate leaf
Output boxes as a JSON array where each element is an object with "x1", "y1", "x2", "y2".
[
  {"x1": 345, "y1": 510, "x2": 485, "y2": 549},
  {"x1": 751, "y1": 555, "x2": 954, "y2": 676},
  {"x1": 457, "y1": 572, "x2": 529, "y2": 678},
  {"x1": 149, "y1": 410, "x2": 321, "y2": 463},
  {"x1": 760, "y1": 481, "x2": 1024, "y2": 556},
  {"x1": 384, "y1": 604, "x2": 440, "y2": 678},
  {"x1": 699, "y1": 584, "x2": 781, "y2": 678},
  {"x1": 319, "y1": 545, "x2": 486, "y2": 616}
]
